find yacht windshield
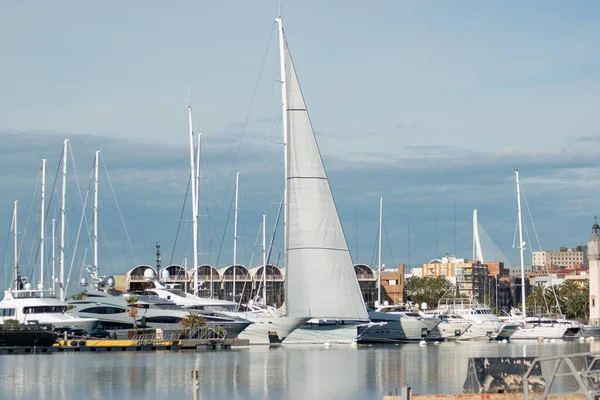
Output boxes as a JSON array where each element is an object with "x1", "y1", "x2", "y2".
[{"x1": 23, "y1": 305, "x2": 67, "y2": 314}]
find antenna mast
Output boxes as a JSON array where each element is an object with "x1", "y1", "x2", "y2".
[
  {"x1": 156, "y1": 241, "x2": 161, "y2": 278},
  {"x1": 59, "y1": 139, "x2": 68, "y2": 300}
]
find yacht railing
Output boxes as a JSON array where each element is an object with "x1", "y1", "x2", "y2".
[
  {"x1": 185, "y1": 325, "x2": 227, "y2": 340},
  {"x1": 524, "y1": 351, "x2": 600, "y2": 399}
]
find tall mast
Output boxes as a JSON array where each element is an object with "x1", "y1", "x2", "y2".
[
  {"x1": 377, "y1": 196, "x2": 383, "y2": 306},
  {"x1": 52, "y1": 219, "x2": 56, "y2": 295},
  {"x1": 40, "y1": 158, "x2": 46, "y2": 289},
  {"x1": 515, "y1": 169, "x2": 527, "y2": 323},
  {"x1": 276, "y1": 10, "x2": 288, "y2": 293},
  {"x1": 233, "y1": 171, "x2": 240, "y2": 301},
  {"x1": 12, "y1": 200, "x2": 18, "y2": 290},
  {"x1": 187, "y1": 95, "x2": 199, "y2": 296},
  {"x1": 59, "y1": 139, "x2": 68, "y2": 301},
  {"x1": 93, "y1": 150, "x2": 99, "y2": 279},
  {"x1": 195, "y1": 133, "x2": 207, "y2": 296},
  {"x1": 262, "y1": 213, "x2": 267, "y2": 304}
]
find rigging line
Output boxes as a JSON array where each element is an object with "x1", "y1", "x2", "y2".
[
  {"x1": 99, "y1": 153, "x2": 137, "y2": 266},
  {"x1": 68, "y1": 141, "x2": 94, "y2": 254},
  {"x1": 71, "y1": 246, "x2": 88, "y2": 297},
  {"x1": 169, "y1": 161, "x2": 191, "y2": 265},
  {"x1": 67, "y1": 163, "x2": 93, "y2": 290},
  {"x1": 213, "y1": 22, "x2": 276, "y2": 255},
  {"x1": 3, "y1": 210, "x2": 14, "y2": 288},
  {"x1": 19, "y1": 173, "x2": 39, "y2": 269},
  {"x1": 266, "y1": 192, "x2": 283, "y2": 266},
  {"x1": 369, "y1": 217, "x2": 380, "y2": 268},
  {"x1": 520, "y1": 184, "x2": 542, "y2": 252},
  {"x1": 383, "y1": 222, "x2": 396, "y2": 271},
  {"x1": 520, "y1": 181, "x2": 562, "y2": 315},
  {"x1": 25, "y1": 173, "x2": 42, "y2": 282},
  {"x1": 241, "y1": 219, "x2": 262, "y2": 300},
  {"x1": 76, "y1": 248, "x2": 87, "y2": 296},
  {"x1": 214, "y1": 183, "x2": 236, "y2": 269},
  {"x1": 198, "y1": 138, "x2": 218, "y2": 265},
  {"x1": 34, "y1": 166, "x2": 61, "y2": 281}
]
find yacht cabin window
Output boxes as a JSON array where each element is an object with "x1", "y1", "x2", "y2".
[
  {"x1": 23, "y1": 306, "x2": 67, "y2": 314},
  {"x1": 0, "y1": 308, "x2": 16, "y2": 317}
]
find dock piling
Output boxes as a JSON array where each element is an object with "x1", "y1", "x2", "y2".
[{"x1": 191, "y1": 370, "x2": 200, "y2": 400}]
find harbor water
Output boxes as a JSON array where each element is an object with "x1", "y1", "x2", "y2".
[{"x1": 0, "y1": 341, "x2": 596, "y2": 400}]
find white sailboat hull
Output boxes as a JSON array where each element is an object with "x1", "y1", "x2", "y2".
[
  {"x1": 284, "y1": 320, "x2": 364, "y2": 344},
  {"x1": 228, "y1": 315, "x2": 309, "y2": 345}
]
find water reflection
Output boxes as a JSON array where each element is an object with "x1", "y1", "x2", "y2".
[{"x1": 0, "y1": 341, "x2": 594, "y2": 400}]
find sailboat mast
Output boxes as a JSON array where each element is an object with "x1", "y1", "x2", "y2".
[
  {"x1": 195, "y1": 133, "x2": 208, "y2": 296},
  {"x1": 262, "y1": 213, "x2": 267, "y2": 304},
  {"x1": 59, "y1": 139, "x2": 68, "y2": 301},
  {"x1": 52, "y1": 219, "x2": 56, "y2": 295},
  {"x1": 515, "y1": 169, "x2": 527, "y2": 323},
  {"x1": 276, "y1": 12, "x2": 288, "y2": 289},
  {"x1": 187, "y1": 98, "x2": 199, "y2": 296},
  {"x1": 93, "y1": 150, "x2": 99, "y2": 279},
  {"x1": 12, "y1": 200, "x2": 18, "y2": 290},
  {"x1": 233, "y1": 171, "x2": 239, "y2": 301},
  {"x1": 377, "y1": 196, "x2": 383, "y2": 306},
  {"x1": 40, "y1": 158, "x2": 46, "y2": 289}
]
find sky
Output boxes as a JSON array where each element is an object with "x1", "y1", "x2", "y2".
[{"x1": 1, "y1": 1, "x2": 600, "y2": 290}]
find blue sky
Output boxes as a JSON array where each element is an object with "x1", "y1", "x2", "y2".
[{"x1": 1, "y1": 1, "x2": 600, "y2": 290}]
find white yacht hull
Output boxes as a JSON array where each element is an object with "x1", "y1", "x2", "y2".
[
  {"x1": 458, "y1": 322, "x2": 508, "y2": 341},
  {"x1": 510, "y1": 324, "x2": 575, "y2": 340},
  {"x1": 356, "y1": 319, "x2": 440, "y2": 343},
  {"x1": 427, "y1": 322, "x2": 471, "y2": 341},
  {"x1": 21, "y1": 313, "x2": 98, "y2": 332}
]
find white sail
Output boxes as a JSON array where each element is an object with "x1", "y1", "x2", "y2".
[{"x1": 284, "y1": 43, "x2": 368, "y2": 321}]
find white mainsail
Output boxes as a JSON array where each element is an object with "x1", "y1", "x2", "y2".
[{"x1": 283, "y1": 43, "x2": 369, "y2": 321}]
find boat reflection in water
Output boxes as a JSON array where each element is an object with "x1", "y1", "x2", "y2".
[{"x1": 1, "y1": 341, "x2": 594, "y2": 399}]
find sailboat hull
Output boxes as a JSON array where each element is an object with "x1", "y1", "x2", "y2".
[
  {"x1": 231, "y1": 316, "x2": 309, "y2": 345},
  {"x1": 284, "y1": 319, "x2": 365, "y2": 344}
]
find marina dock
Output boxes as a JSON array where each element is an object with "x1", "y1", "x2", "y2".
[{"x1": 0, "y1": 338, "x2": 249, "y2": 354}]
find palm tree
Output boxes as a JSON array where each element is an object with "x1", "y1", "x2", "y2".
[
  {"x1": 179, "y1": 311, "x2": 207, "y2": 338},
  {"x1": 71, "y1": 290, "x2": 87, "y2": 300},
  {"x1": 126, "y1": 296, "x2": 139, "y2": 331},
  {"x1": 563, "y1": 282, "x2": 589, "y2": 321}
]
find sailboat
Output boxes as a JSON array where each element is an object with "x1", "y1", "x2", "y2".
[
  {"x1": 501, "y1": 170, "x2": 580, "y2": 340},
  {"x1": 274, "y1": 12, "x2": 370, "y2": 344},
  {"x1": 0, "y1": 158, "x2": 98, "y2": 332},
  {"x1": 159, "y1": 89, "x2": 307, "y2": 345}
]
